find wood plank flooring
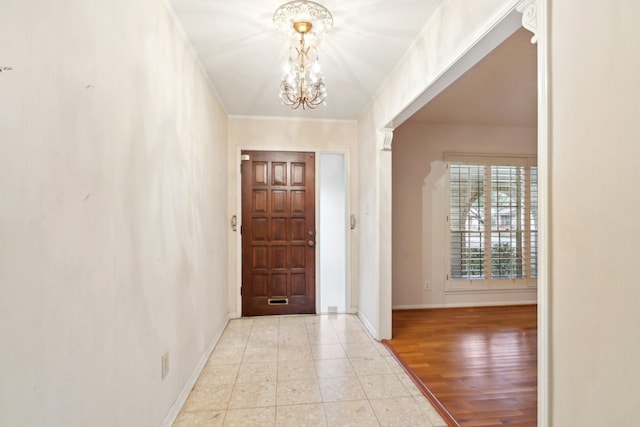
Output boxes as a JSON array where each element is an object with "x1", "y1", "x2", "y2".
[{"x1": 383, "y1": 305, "x2": 537, "y2": 427}]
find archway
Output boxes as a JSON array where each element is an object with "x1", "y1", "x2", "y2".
[{"x1": 377, "y1": 0, "x2": 549, "y2": 422}]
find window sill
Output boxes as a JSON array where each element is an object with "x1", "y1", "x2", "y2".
[{"x1": 445, "y1": 280, "x2": 537, "y2": 294}]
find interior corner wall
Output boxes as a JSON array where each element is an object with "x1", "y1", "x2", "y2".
[
  {"x1": 226, "y1": 117, "x2": 359, "y2": 316},
  {"x1": 0, "y1": 1, "x2": 229, "y2": 426},
  {"x1": 550, "y1": 0, "x2": 640, "y2": 424},
  {"x1": 392, "y1": 122, "x2": 537, "y2": 308}
]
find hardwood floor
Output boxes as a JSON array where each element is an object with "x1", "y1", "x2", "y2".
[{"x1": 383, "y1": 305, "x2": 537, "y2": 427}]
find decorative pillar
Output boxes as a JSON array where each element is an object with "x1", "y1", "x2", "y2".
[
  {"x1": 381, "y1": 128, "x2": 394, "y2": 151},
  {"x1": 377, "y1": 128, "x2": 394, "y2": 339}
]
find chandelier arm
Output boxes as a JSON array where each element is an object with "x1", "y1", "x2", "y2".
[
  {"x1": 280, "y1": 85, "x2": 302, "y2": 107},
  {"x1": 306, "y1": 93, "x2": 322, "y2": 107}
]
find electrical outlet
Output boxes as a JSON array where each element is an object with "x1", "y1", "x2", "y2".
[
  {"x1": 161, "y1": 351, "x2": 169, "y2": 380},
  {"x1": 424, "y1": 280, "x2": 431, "y2": 291}
]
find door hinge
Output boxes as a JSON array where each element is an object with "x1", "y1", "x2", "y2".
[
  {"x1": 240, "y1": 286, "x2": 243, "y2": 295},
  {"x1": 240, "y1": 225, "x2": 242, "y2": 234}
]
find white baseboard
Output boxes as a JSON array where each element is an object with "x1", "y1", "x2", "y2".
[
  {"x1": 160, "y1": 313, "x2": 233, "y2": 427},
  {"x1": 356, "y1": 312, "x2": 378, "y2": 340},
  {"x1": 392, "y1": 300, "x2": 536, "y2": 310}
]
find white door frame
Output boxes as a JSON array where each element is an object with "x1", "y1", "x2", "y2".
[{"x1": 234, "y1": 147, "x2": 352, "y2": 317}]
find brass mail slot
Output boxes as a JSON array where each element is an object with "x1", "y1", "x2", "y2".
[{"x1": 268, "y1": 298, "x2": 289, "y2": 305}]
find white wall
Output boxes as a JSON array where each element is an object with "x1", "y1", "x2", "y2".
[
  {"x1": 355, "y1": 115, "x2": 384, "y2": 337},
  {"x1": 0, "y1": 1, "x2": 229, "y2": 426},
  {"x1": 392, "y1": 122, "x2": 537, "y2": 308},
  {"x1": 550, "y1": 0, "x2": 640, "y2": 424},
  {"x1": 227, "y1": 117, "x2": 359, "y2": 315}
]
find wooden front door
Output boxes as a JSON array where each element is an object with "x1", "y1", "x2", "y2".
[{"x1": 241, "y1": 151, "x2": 316, "y2": 316}]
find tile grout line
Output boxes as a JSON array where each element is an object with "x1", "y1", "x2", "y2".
[{"x1": 174, "y1": 314, "x2": 441, "y2": 426}]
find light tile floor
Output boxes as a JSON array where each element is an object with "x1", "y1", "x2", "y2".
[{"x1": 174, "y1": 314, "x2": 447, "y2": 427}]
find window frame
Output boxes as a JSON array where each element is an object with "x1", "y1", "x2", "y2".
[{"x1": 444, "y1": 153, "x2": 538, "y2": 292}]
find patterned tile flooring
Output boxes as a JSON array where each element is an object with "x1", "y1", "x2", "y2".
[{"x1": 173, "y1": 314, "x2": 447, "y2": 426}]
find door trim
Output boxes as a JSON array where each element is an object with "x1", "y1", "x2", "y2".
[{"x1": 234, "y1": 147, "x2": 351, "y2": 317}]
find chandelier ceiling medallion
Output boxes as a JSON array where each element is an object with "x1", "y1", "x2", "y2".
[{"x1": 273, "y1": 1, "x2": 333, "y2": 110}]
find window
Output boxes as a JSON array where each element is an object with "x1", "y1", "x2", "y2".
[{"x1": 446, "y1": 153, "x2": 537, "y2": 290}]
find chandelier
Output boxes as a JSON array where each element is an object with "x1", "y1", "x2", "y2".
[{"x1": 273, "y1": 1, "x2": 333, "y2": 110}]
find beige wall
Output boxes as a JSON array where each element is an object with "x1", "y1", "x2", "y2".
[
  {"x1": 227, "y1": 117, "x2": 359, "y2": 315},
  {"x1": 550, "y1": 0, "x2": 640, "y2": 424},
  {"x1": 392, "y1": 122, "x2": 537, "y2": 308},
  {"x1": 0, "y1": 0, "x2": 229, "y2": 426}
]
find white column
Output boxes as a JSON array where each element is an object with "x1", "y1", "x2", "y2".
[{"x1": 377, "y1": 129, "x2": 394, "y2": 340}]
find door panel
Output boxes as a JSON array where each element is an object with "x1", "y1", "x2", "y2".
[{"x1": 241, "y1": 151, "x2": 316, "y2": 316}]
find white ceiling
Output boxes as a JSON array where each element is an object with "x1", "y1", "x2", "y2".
[
  {"x1": 169, "y1": 1, "x2": 536, "y2": 126},
  {"x1": 169, "y1": 0, "x2": 446, "y2": 121}
]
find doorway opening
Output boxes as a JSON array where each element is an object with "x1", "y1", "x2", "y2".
[{"x1": 384, "y1": 3, "x2": 548, "y2": 423}]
